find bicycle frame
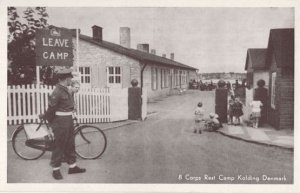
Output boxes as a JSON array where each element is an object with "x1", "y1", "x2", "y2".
[
  {"x1": 13, "y1": 116, "x2": 107, "y2": 160},
  {"x1": 23, "y1": 117, "x2": 93, "y2": 152},
  {"x1": 20, "y1": 117, "x2": 75, "y2": 152}
]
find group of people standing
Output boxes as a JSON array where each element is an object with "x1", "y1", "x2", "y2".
[
  {"x1": 194, "y1": 79, "x2": 268, "y2": 134},
  {"x1": 227, "y1": 79, "x2": 268, "y2": 128},
  {"x1": 227, "y1": 96, "x2": 244, "y2": 125}
]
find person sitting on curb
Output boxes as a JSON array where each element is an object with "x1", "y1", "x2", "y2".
[{"x1": 205, "y1": 113, "x2": 222, "y2": 132}]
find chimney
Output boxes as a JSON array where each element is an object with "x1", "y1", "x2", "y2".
[
  {"x1": 170, "y1": 53, "x2": 174, "y2": 60},
  {"x1": 150, "y1": 49, "x2": 156, "y2": 55},
  {"x1": 92, "y1": 25, "x2": 102, "y2": 42},
  {"x1": 120, "y1": 27, "x2": 131, "y2": 48},
  {"x1": 137, "y1": 44, "x2": 149, "y2": 53},
  {"x1": 162, "y1": 54, "x2": 166, "y2": 58}
]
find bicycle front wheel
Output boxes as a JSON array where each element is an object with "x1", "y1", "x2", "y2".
[
  {"x1": 74, "y1": 125, "x2": 107, "y2": 159},
  {"x1": 12, "y1": 125, "x2": 46, "y2": 160}
]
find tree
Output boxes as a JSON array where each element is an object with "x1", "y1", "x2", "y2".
[{"x1": 8, "y1": 7, "x2": 50, "y2": 85}]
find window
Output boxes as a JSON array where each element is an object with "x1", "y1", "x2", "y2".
[
  {"x1": 107, "y1": 66, "x2": 122, "y2": 86},
  {"x1": 175, "y1": 69, "x2": 179, "y2": 86},
  {"x1": 165, "y1": 69, "x2": 169, "y2": 88},
  {"x1": 181, "y1": 71, "x2": 187, "y2": 85},
  {"x1": 79, "y1": 67, "x2": 91, "y2": 86},
  {"x1": 170, "y1": 69, "x2": 175, "y2": 88},
  {"x1": 151, "y1": 67, "x2": 158, "y2": 90},
  {"x1": 161, "y1": 69, "x2": 164, "y2": 88},
  {"x1": 271, "y1": 72, "x2": 276, "y2": 109},
  {"x1": 160, "y1": 69, "x2": 169, "y2": 89}
]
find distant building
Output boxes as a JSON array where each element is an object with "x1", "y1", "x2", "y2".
[{"x1": 197, "y1": 72, "x2": 246, "y2": 81}]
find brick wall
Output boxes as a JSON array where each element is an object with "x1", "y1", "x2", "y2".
[
  {"x1": 278, "y1": 72, "x2": 294, "y2": 129},
  {"x1": 267, "y1": 53, "x2": 294, "y2": 130}
]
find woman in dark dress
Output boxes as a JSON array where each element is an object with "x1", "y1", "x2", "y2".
[{"x1": 254, "y1": 79, "x2": 268, "y2": 127}]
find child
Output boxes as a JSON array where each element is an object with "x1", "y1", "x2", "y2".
[
  {"x1": 205, "y1": 113, "x2": 221, "y2": 132},
  {"x1": 232, "y1": 97, "x2": 243, "y2": 125},
  {"x1": 250, "y1": 100, "x2": 263, "y2": 128},
  {"x1": 227, "y1": 98, "x2": 234, "y2": 125},
  {"x1": 69, "y1": 80, "x2": 80, "y2": 95},
  {"x1": 194, "y1": 102, "x2": 205, "y2": 134}
]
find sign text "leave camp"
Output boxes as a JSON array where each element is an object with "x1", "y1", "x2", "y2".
[{"x1": 42, "y1": 38, "x2": 70, "y2": 60}]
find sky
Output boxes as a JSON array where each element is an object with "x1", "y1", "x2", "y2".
[{"x1": 21, "y1": 7, "x2": 294, "y2": 73}]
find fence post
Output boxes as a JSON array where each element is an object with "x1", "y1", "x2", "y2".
[{"x1": 128, "y1": 85, "x2": 142, "y2": 120}]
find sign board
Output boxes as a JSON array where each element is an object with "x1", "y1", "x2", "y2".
[{"x1": 35, "y1": 27, "x2": 74, "y2": 67}]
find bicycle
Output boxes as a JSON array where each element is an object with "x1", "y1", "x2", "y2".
[{"x1": 11, "y1": 116, "x2": 107, "y2": 160}]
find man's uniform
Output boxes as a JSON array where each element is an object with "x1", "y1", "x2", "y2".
[{"x1": 45, "y1": 83, "x2": 76, "y2": 168}]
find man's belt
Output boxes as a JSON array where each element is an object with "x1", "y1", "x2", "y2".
[{"x1": 55, "y1": 111, "x2": 73, "y2": 116}]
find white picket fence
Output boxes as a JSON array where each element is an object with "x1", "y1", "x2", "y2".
[{"x1": 7, "y1": 84, "x2": 129, "y2": 125}]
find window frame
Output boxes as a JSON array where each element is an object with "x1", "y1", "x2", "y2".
[
  {"x1": 151, "y1": 67, "x2": 158, "y2": 90},
  {"x1": 79, "y1": 66, "x2": 91, "y2": 87},
  {"x1": 165, "y1": 69, "x2": 169, "y2": 88},
  {"x1": 107, "y1": 66, "x2": 122, "y2": 86},
  {"x1": 161, "y1": 69, "x2": 165, "y2": 89},
  {"x1": 174, "y1": 69, "x2": 179, "y2": 86}
]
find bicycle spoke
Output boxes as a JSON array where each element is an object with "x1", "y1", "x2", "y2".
[{"x1": 12, "y1": 126, "x2": 45, "y2": 160}]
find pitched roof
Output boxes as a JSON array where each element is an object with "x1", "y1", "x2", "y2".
[
  {"x1": 266, "y1": 28, "x2": 294, "y2": 69},
  {"x1": 78, "y1": 34, "x2": 198, "y2": 71},
  {"x1": 244, "y1": 48, "x2": 267, "y2": 70}
]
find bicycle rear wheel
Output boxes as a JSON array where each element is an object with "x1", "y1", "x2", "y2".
[
  {"x1": 74, "y1": 125, "x2": 107, "y2": 159},
  {"x1": 12, "y1": 125, "x2": 46, "y2": 160}
]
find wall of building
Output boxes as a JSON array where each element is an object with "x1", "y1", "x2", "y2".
[
  {"x1": 143, "y1": 64, "x2": 172, "y2": 100},
  {"x1": 73, "y1": 38, "x2": 197, "y2": 101},
  {"x1": 278, "y1": 70, "x2": 294, "y2": 129},
  {"x1": 142, "y1": 64, "x2": 196, "y2": 101},
  {"x1": 268, "y1": 53, "x2": 280, "y2": 129},
  {"x1": 73, "y1": 39, "x2": 141, "y2": 88},
  {"x1": 245, "y1": 63, "x2": 254, "y2": 88}
]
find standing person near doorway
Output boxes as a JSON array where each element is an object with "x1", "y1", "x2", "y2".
[
  {"x1": 43, "y1": 68, "x2": 86, "y2": 180},
  {"x1": 215, "y1": 80, "x2": 228, "y2": 123},
  {"x1": 254, "y1": 79, "x2": 268, "y2": 127}
]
